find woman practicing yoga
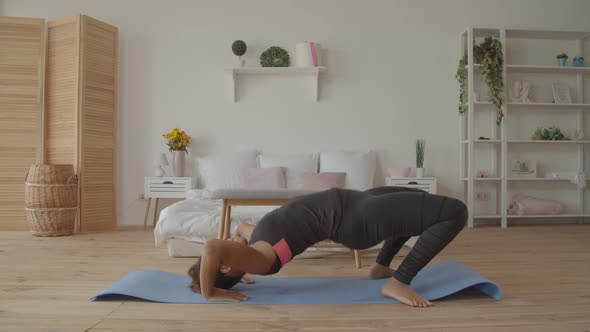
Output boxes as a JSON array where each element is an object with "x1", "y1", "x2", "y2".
[{"x1": 188, "y1": 186, "x2": 467, "y2": 307}]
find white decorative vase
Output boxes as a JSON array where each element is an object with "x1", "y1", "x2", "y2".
[
  {"x1": 171, "y1": 151, "x2": 186, "y2": 177},
  {"x1": 153, "y1": 165, "x2": 164, "y2": 177},
  {"x1": 152, "y1": 160, "x2": 164, "y2": 177},
  {"x1": 237, "y1": 56, "x2": 245, "y2": 67},
  {"x1": 416, "y1": 167, "x2": 425, "y2": 178}
]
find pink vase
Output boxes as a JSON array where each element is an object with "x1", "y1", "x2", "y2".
[{"x1": 171, "y1": 151, "x2": 186, "y2": 177}]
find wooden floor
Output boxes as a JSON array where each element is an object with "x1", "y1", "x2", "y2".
[{"x1": 1, "y1": 226, "x2": 590, "y2": 332}]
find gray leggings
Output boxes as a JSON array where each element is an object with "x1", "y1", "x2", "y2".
[{"x1": 338, "y1": 187, "x2": 468, "y2": 284}]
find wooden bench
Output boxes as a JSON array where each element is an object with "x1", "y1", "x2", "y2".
[{"x1": 210, "y1": 188, "x2": 362, "y2": 268}]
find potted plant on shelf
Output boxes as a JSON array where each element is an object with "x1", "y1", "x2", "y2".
[
  {"x1": 531, "y1": 126, "x2": 570, "y2": 141},
  {"x1": 260, "y1": 46, "x2": 290, "y2": 67},
  {"x1": 232, "y1": 40, "x2": 247, "y2": 67},
  {"x1": 163, "y1": 128, "x2": 191, "y2": 177},
  {"x1": 573, "y1": 56, "x2": 585, "y2": 67},
  {"x1": 556, "y1": 53, "x2": 568, "y2": 67},
  {"x1": 415, "y1": 139, "x2": 426, "y2": 178}
]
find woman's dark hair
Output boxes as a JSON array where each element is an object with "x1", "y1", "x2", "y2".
[{"x1": 187, "y1": 258, "x2": 243, "y2": 290}]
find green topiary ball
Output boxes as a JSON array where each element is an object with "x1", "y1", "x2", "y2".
[
  {"x1": 232, "y1": 40, "x2": 247, "y2": 57},
  {"x1": 260, "y1": 46, "x2": 290, "y2": 67}
]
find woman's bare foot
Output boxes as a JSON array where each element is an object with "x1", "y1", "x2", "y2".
[
  {"x1": 368, "y1": 264, "x2": 396, "y2": 279},
  {"x1": 381, "y1": 278, "x2": 433, "y2": 308}
]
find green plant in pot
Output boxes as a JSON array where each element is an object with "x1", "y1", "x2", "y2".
[
  {"x1": 556, "y1": 53, "x2": 568, "y2": 67},
  {"x1": 531, "y1": 126, "x2": 570, "y2": 141},
  {"x1": 456, "y1": 37, "x2": 504, "y2": 124},
  {"x1": 260, "y1": 46, "x2": 290, "y2": 67},
  {"x1": 415, "y1": 139, "x2": 426, "y2": 178},
  {"x1": 232, "y1": 40, "x2": 247, "y2": 67}
]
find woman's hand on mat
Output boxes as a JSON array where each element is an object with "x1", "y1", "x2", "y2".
[
  {"x1": 240, "y1": 275, "x2": 255, "y2": 284},
  {"x1": 189, "y1": 282, "x2": 201, "y2": 294},
  {"x1": 207, "y1": 288, "x2": 249, "y2": 302}
]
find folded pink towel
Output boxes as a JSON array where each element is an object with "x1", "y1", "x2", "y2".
[{"x1": 507, "y1": 194, "x2": 565, "y2": 215}]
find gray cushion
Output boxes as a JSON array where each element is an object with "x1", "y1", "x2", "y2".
[{"x1": 209, "y1": 188, "x2": 321, "y2": 200}]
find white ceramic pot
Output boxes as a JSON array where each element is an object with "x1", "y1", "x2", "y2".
[{"x1": 416, "y1": 167, "x2": 425, "y2": 178}]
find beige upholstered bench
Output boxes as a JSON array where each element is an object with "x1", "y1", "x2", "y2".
[{"x1": 209, "y1": 188, "x2": 362, "y2": 268}]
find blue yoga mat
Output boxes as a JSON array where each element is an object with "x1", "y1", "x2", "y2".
[{"x1": 91, "y1": 260, "x2": 501, "y2": 304}]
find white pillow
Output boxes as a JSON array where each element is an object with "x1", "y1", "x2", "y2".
[
  {"x1": 258, "y1": 153, "x2": 319, "y2": 189},
  {"x1": 196, "y1": 150, "x2": 258, "y2": 190},
  {"x1": 319, "y1": 150, "x2": 376, "y2": 190}
]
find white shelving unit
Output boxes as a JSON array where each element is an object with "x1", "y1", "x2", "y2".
[
  {"x1": 226, "y1": 66, "x2": 326, "y2": 102},
  {"x1": 460, "y1": 28, "x2": 590, "y2": 228}
]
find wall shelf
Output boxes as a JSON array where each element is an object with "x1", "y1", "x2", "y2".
[
  {"x1": 471, "y1": 64, "x2": 590, "y2": 74},
  {"x1": 475, "y1": 214, "x2": 590, "y2": 219},
  {"x1": 508, "y1": 140, "x2": 590, "y2": 144},
  {"x1": 462, "y1": 178, "x2": 579, "y2": 182},
  {"x1": 463, "y1": 139, "x2": 590, "y2": 144},
  {"x1": 507, "y1": 178, "x2": 571, "y2": 181},
  {"x1": 505, "y1": 29, "x2": 589, "y2": 40},
  {"x1": 226, "y1": 66, "x2": 326, "y2": 102},
  {"x1": 508, "y1": 102, "x2": 590, "y2": 110},
  {"x1": 507, "y1": 65, "x2": 590, "y2": 74},
  {"x1": 508, "y1": 214, "x2": 590, "y2": 219}
]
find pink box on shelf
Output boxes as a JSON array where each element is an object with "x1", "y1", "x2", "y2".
[{"x1": 388, "y1": 167, "x2": 412, "y2": 178}]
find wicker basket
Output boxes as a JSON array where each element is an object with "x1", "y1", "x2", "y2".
[{"x1": 24, "y1": 164, "x2": 78, "y2": 237}]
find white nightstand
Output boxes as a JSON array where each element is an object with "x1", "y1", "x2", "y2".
[
  {"x1": 144, "y1": 177, "x2": 191, "y2": 228},
  {"x1": 386, "y1": 177, "x2": 437, "y2": 194}
]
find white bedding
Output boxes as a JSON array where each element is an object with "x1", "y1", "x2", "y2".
[{"x1": 154, "y1": 190, "x2": 276, "y2": 248}]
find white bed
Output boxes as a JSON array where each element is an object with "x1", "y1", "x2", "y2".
[{"x1": 154, "y1": 190, "x2": 275, "y2": 254}]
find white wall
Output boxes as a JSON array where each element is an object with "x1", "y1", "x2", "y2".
[{"x1": 4, "y1": 0, "x2": 590, "y2": 225}]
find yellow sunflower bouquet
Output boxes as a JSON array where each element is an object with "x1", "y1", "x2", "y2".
[{"x1": 163, "y1": 128, "x2": 191, "y2": 153}]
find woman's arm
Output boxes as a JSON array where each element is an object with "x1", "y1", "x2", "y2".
[
  {"x1": 234, "y1": 223, "x2": 255, "y2": 242},
  {"x1": 200, "y1": 238, "x2": 273, "y2": 301}
]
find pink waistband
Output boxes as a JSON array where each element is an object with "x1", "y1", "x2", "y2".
[{"x1": 272, "y1": 238, "x2": 293, "y2": 266}]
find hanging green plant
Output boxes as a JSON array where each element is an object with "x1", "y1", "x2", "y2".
[
  {"x1": 455, "y1": 37, "x2": 505, "y2": 125},
  {"x1": 455, "y1": 53, "x2": 468, "y2": 115},
  {"x1": 260, "y1": 46, "x2": 290, "y2": 67},
  {"x1": 477, "y1": 37, "x2": 504, "y2": 125}
]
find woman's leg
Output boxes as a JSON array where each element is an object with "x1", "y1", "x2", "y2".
[
  {"x1": 376, "y1": 237, "x2": 411, "y2": 266},
  {"x1": 381, "y1": 196, "x2": 467, "y2": 307},
  {"x1": 368, "y1": 236, "x2": 410, "y2": 279},
  {"x1": 364, "y1": 186, "x2": 424, "y2": 279},
  {"x1": 391, "y1": 197, "x2": 467, "y2": 284},
  {"x1": 357, "y1": 192, "x2": 467, "y2": 307}
]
